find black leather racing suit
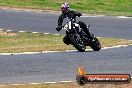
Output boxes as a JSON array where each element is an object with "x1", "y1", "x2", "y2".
[{"x1": 57, "y1": 10, "x2": 92, "y2": 45}]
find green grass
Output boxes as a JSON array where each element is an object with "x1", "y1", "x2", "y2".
[
  {"x1": 0, "y1": 0, "x2": 131, "y2": 16},
  {"x1": 0, "y1": 31, "x2": 132, "y2": 53}
]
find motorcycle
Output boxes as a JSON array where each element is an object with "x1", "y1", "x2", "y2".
[{"x1": 62, "y1": 18, "x2": 101, "y2": 52}]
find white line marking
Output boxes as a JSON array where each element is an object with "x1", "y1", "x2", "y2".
[
  {"x1": 82, "y1": 15, "x2": 104, "y2": 18},
  {"x1": 7, "y1": 30, "x2": 12, "y2": 32},
  {"x1": 82, "y1": 16, "x2": 97, "y2": 17},
  {"x1": 0, "y1": 29, "x2": 3, "y2": 31},
  {"x1": 32, "y1": 32, "x2": 39, "y2": 34},
  {"x1": 129, "y1": 44, "x2": 132, "y2": 46},
  {"x1": 54, "y1": 34, "x2": 60, "y2": 35},
  {"x1": 65, "y1": 50, "x2": 78, "y2": 52},
  {"x1": 102, "y1": 45, "x2": 129, "y2": 50},
  {"x1": 1, "y1": 77, "x2": 132, "y2": 86},
  {"x1": 19, "y1": 31, "x2": 26, "y2": 33},
  {"x1": 0, "y1": 81, "x2": 73, "y2": 86},
  {"x1": 44, "y1": 33, "x2": 50, "y2": 35},
  {"x1": 15, "y1": 52, "x2": 41, "y2": 55},
  {"x1": 60, "y1": 81, "x2": 73, "y2": 83},
  {"x1": 11, "y1": 84, "x2": 23, "y2": 86},
  {"x1": 53, "y1": 44, "x2": 131, "y2": 52},
  {"x1": 0, "y1": 52, "x2": 41, "y2": 55},
  {"x1": 29, "y1": 83, "x2": 41, "y2": 85},
  {"x1": 97, "y1": 37, "x2": 102, "y2": 38},
  {"x1": 118, "y1": 16, "x2": 132, "y2": 18},
  {"x1": 44, "y1": 82, "x2": 57, "y2": 84},
  {"x1": 42, "y1": 51, "x2": 61, "y2": 53},
  {"x1": 0, "y1": 44, "x2": 131, "y2": 55},
  {"x1": 25, "y1": 10, "x2": 32, "y2": 12}
]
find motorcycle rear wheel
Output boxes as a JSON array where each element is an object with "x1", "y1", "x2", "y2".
[{"x1": 90, "y1": 37, "x2": 101, "y2": 51}]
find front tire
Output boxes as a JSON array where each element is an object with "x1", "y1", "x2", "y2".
[
  {"x1": 90, "y1": 37, "x2": 101, "y2": 51},
  {"x1": 63, "y1": 35, "x2": 71, "y2": 45},
  {"x1": 70, "y1": 35, "x2": 86, "y2": 52}
]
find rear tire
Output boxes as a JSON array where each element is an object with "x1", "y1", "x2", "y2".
[
  {"x1": 90, "y1": 37, "x2": 101, "y2": 51},
  {"x1": 70, "y1": 35, "x2": 86, "y2": 52}
]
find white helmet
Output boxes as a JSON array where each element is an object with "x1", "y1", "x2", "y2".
[{"x1": 61, "y1": 3, "x2": 70, "y2": 13}]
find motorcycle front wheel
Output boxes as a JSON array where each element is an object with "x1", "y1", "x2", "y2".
[{"x1": 70, "y1": 35, "x2": 86, "y2": 52}]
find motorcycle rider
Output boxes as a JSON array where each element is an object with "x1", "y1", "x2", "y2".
[{"x1": 56, "y1": 3, "x2": 94, "y2": 45}]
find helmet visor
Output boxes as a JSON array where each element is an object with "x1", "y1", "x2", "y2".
[{"x1": 61, "y1": 7, "x2": 67, "y2": 13}]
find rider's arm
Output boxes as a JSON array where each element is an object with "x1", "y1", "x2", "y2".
[
  {"x1": 56, "y1": 14, "x2": 64, "y2": 31},
  {"x1": 75, "y1": 11, "x2": 82, "y2": 17},
  {"x1": 72, "y1": 10, "x2": 82, "y2": 17},
  {"x1": 58, "y1": 14, "x2": 63, "y2": 26}
]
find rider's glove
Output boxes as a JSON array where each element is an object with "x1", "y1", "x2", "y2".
[
  {"x1": 56, "y1": 26, "x2": 62, "y2": 32},
  {"x1": 78, "y1": 13, "x2": 82, "y2": 17}
]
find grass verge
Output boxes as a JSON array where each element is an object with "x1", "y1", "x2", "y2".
[
  {"x1": 0, "y1": 82, "x2": 132, "y2": 88},
  {"x1": 0, "y1": 0, "x2": 131, "y2": 16},
  {"x1": 0, "y1": 31, "x2": 132, "y2": 53}
]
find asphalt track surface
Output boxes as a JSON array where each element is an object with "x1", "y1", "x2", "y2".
[
  {"x1": 0, "y1": 9, "x2": 132, "y2": 84},
  {"x1": 0, "y1": 9, "x2": 132, "y2": 39},
  {"x1": 0, "y1": 46, "x2": 132, "y2": 84}
]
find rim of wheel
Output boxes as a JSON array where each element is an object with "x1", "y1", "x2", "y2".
[{"x1": 74, "y1": 36, "x2": 85, "y2": 48}]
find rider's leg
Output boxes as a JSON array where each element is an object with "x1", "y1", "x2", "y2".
[{"x1": 78, "y1": 21, "x2": 94, "y2": 41}]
